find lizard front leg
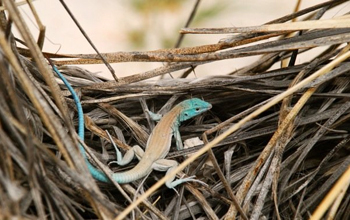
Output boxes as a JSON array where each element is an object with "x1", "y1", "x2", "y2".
[{"x1": 173, "y1": 126, "x2": 184, "y2": 151}]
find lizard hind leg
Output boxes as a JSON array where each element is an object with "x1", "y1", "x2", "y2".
[
  {"x1": 106, "y1": 131, "x2": 144, "y2": 166},
  {"x1": 153, "y1": 159, "x2": 205, "y2": 189}
]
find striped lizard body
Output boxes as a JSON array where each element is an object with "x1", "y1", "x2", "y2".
[{"x1": 93, "y1": 98, "x2": 212, "y2": 188}]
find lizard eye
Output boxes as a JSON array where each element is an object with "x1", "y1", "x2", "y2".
[{"x1": 195, "y1": 108, "x2": 200, "y2": 112}]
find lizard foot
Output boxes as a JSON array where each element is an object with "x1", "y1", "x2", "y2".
[
  {"x1": 106, "y1": 130, "x2": 144, "y2": 166},
  {"x1": 166, "y1": 175, "x2": 207, "y2": 189}
]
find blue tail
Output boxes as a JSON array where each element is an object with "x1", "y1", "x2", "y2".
[{"x1": 50, "y1": 62, "x2": 110, "y2": 182}]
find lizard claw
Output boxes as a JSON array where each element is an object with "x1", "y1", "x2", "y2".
[
  {"x1": 105, "y1": 130, "x2": 123, "y2": 161},
  {"x1": 172, "y1": 187, "x2": 179, "y2": 196},
  {"x1": 181, "y1": 175, "x2": 208, "y2": 187},
  {"x1": 166, "y1": 175, "x2": 207, "y2": 189},
  {"x1": 108, "y1": 161, "x2": 119, "y2": 166}
]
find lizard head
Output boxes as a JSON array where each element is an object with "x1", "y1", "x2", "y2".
[{"x1": 178, "y1": 98, "x2": 212, "y2": 122}]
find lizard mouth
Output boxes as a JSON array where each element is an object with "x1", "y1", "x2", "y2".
[{"x1": 205, "y1": 104, "x2": 212, "y2": 111}]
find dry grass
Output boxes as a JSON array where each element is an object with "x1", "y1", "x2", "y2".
[{"x1": 2, "y1": 0, "x2": 350, "y2": 219}]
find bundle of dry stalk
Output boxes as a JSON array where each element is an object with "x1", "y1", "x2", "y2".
[{"x1": 2, "y1": 0, "x2": 350, "y2": 219}]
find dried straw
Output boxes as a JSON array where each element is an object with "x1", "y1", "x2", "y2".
[{"x1": 2, "y1": 0, "x2": 350, "y2": 219}]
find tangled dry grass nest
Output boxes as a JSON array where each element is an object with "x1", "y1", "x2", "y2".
[{"x1": 2, "y1": 0, "x2": 350, "y2": 219}]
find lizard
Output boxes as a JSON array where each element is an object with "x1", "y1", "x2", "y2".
[
  {"x1": 49, "y1": 61, "x2": 212, "y2": 188},
  {"x1": 105, "y1": 98, "x2": 212, "y2": 188}
]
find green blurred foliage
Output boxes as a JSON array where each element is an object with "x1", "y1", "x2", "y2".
[
  {"x1": 192, "y1": 3, "x2": 227, "y2": 25},
  {"x1": 125, "y1": 1, "x2": 226, "y2": 49},
  {"x1": 131, "y1": 0, "x2": 185, "y2": 12}
]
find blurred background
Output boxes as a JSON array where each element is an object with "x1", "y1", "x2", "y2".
[{"x1": 17, "y1": 0, "x2": 350, "y2": 79}]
